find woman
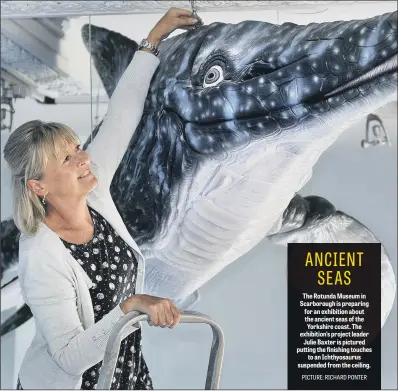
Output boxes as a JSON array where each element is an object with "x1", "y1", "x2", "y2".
[{"x1": 3, "y1": 8, "x2": 199, "y2": 390}]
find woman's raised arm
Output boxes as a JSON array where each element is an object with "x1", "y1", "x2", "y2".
[{"x1": 86, "y1": 8, "x2": 199, "y2": 190}]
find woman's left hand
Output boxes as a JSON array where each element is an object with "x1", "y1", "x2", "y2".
[{"x1": 147, "y1": 7, "x2": 199, "y2": 46}]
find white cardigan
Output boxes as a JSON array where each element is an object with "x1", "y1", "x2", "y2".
[{"x1": 17, "y1": 50, "x2": 160, "y2": 389}]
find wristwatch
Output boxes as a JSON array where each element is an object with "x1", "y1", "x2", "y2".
[{"x1": 138, "y1": 39, "x2": 159, "y2": 56}]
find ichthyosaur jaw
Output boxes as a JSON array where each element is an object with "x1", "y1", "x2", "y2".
[{"x1": 1, "y1": 11, "x2": 397, "y2": 335}]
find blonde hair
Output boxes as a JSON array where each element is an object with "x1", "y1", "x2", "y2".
[{"x1": 3, "y1": 120, "x2": 80, "y2": 236}]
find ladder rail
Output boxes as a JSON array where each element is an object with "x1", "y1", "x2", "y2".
[{"x1": 97, "y1": 310, "x2": 225, "y2": 390}]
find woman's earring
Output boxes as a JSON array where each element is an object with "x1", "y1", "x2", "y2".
[{"x1": 42, "y1": 194, "x2": 46, "y2": 205}]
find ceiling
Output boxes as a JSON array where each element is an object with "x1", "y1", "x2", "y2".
[
  {"x1": 1, "y1": 1, "x2": 397, "y2": 103},
  {"x1": 1, "y1": 1, "x2": 379, "y2": 18}
]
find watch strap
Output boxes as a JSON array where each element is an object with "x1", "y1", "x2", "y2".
[{"x1": 138, "y1": 39, "x2": 159, "y2": 56}]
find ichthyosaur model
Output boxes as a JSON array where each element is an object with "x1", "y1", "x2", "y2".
[{"x1": 1, "y1": 11, "x2": 397, "y2": 336}]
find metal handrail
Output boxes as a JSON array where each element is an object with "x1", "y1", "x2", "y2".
[{"x1": 97, "y1": 310, "x2": 225, "y2": 390}]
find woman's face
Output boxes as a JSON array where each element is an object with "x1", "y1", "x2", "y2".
[{"x1": 33, "y1": 141, "x2": 98, "y2": 202}]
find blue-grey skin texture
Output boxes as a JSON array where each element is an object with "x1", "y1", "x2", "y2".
[
  {"x1": 85, "y1": 12, "x2": 397, "y2": 247},
  {"x1": 1, "y1": 12, "x2": 397, "y2": 336}
]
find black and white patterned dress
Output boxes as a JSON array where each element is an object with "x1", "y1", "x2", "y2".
[{"x1": 59, "y1": 206, "x2": 153, "y2": 390}]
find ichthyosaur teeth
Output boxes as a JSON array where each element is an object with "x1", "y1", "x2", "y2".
[{"x1": 1, "y1": 11, "x2": 397, "y2": 336}]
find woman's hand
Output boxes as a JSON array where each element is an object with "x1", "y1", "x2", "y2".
[
  {"x1": 146, "y1": 7, "x2": 199, "y2": 47},
  {"x1": 120, "y1": 294, "x2": 181, "y2": 328}
]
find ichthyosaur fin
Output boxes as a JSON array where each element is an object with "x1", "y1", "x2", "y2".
[
  {"x1": 81, "y1": 24, "x2": 138, "y2": 98},
  {"x1": 268, "y1": 193, "x2": 396, "y2": 333}
]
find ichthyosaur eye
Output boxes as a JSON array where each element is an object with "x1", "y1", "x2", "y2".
[{"x1": 203, "y1": 65, "x2": 224, "y2": 87}]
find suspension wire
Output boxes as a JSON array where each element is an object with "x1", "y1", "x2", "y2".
[
  {"x1": 89, "y1": 14, "x2": 93, "y2": 143},
  {"x1": 95, "y1": 82, "x2": 100, "y2": 127}
]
